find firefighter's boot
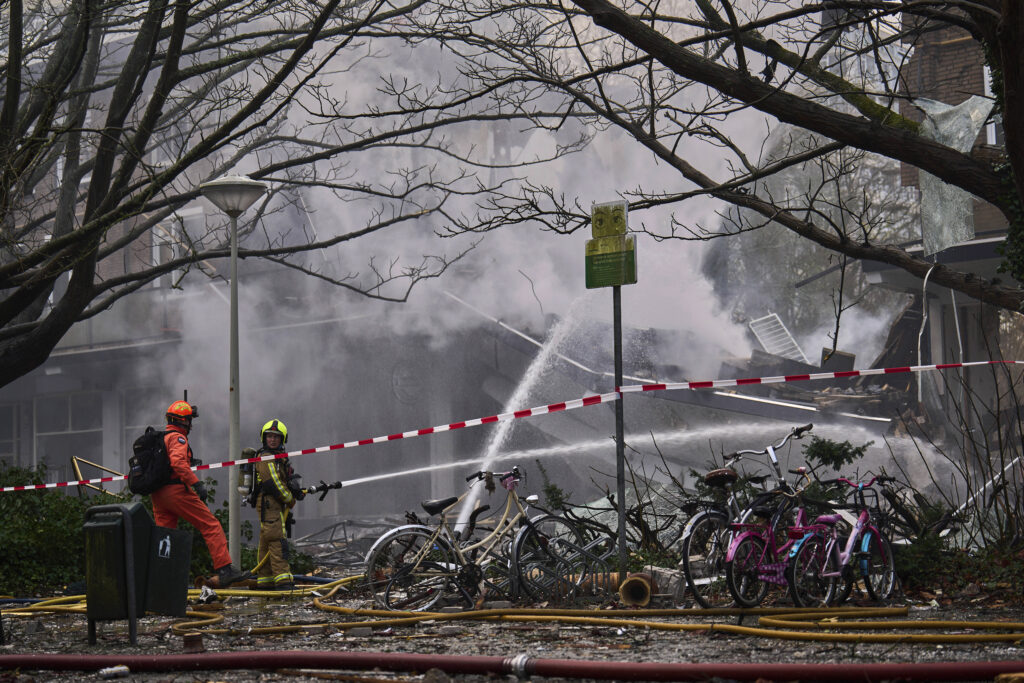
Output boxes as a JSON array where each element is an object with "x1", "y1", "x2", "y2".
[{"x1": 215, "y1": 564, "x2": 252, "y2": 588}]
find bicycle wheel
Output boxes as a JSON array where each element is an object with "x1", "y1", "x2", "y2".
[
  {"x1": 832, "y1": 571, "x2": 854, "y2": 605},
  {"x1": 786, "y1": 533, "x2": 838, "y2": 608},
  {"x1": 364, "y1": 526, "x2": 453, "y2": 608},
  {"x1": 513, "y1": 514, "x2": 587, "y2": 603},
  {"x1": 725, "y1": 534, "x2": 770, "y2": 607},
  {"x1": 679, "y1": 511, "x2": 733, "y2": 608},
  {"x1": 383, "y1": 558, "x2": 454, "y2": 611},
  {"x1": 860, "y1": 529, "x2": 896, "y2": 603}
]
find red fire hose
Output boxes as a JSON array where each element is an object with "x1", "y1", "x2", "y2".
[{"x1": 2, "y1": 651, "x2": 1023, "y2": 681}]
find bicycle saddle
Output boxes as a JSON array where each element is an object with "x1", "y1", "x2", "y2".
[
  {"x1": 421, "y1": 496, "x2": 459, "y2": 516},
  {"x1": 814, "y1": 513, "x2": 843, "y2": 526},
  {"x1": 703, "y1": 468, "x2": 738, "y2": 488}
]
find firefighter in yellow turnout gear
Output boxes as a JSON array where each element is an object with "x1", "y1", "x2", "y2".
[{"x1": 252, "y1": 419, "x2": 302, "y2": 591}]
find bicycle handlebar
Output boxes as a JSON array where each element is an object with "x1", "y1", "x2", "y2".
[
  {"x1": 731, "y1": 423, "x2": 815, "y2": 458},
  {"x1": 820, "y1": 474, "x2": 894, "y2": 489},
  {"x1": 704, "y1": 427, "x2": 818, "y2": 503},
  {"x1": 465, "y1": 466, "x2": 522, "y2": 483}
]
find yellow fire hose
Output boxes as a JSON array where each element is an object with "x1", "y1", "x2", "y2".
[
  {"x1": 307, "y1": 602, "x2": 1024, "y2": 644},
  {"x1": 7, "y1": 576, "x2": 1024, "y2": 645}
]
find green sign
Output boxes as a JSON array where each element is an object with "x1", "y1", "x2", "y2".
[{"x1": 585, "y1": 235, "x2": 637, "y2": 288}]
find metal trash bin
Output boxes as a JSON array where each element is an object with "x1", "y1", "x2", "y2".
[
  {"x1": 83, "y1": 503, "x2": 192, "y2": 644},
  {"x1": 84, "y1": 502, "x2": 152, "y2": 644}
]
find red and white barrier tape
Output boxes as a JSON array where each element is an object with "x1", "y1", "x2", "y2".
[
  {"x1": 3, "y1": 359, "x2": 1019, "y2": 493},
  {"x1": 0, "y1": 392, "x2": 618, "y2": 493},
  {"x1": 616, "y1": 360, "x2": 1021, "y2": 393}
]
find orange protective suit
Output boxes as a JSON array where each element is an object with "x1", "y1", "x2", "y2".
[{"x1": 150, "y1": 423, "x2": 231, "y2": 569}]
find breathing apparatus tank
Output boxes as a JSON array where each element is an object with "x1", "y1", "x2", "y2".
[
  {"x1": 239, "y1": 465, "x2": 253, "y2": 495},
  {"x1": 238, "y1": 448, "x2": 257, "y2": 504}
]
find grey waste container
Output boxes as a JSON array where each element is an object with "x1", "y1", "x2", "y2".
[
  {"x1": 84, "y1": 503, "x2": 151, "y2": 624},
  {"x1": 83, "y1": 503, "x2": 192, "y2": 644}
]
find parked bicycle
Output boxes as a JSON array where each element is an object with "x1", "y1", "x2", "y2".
[
  {"x1": 721, "y1": 424, "x2": 836, "y2": 607},
  {"x1": 674, "y1": 456, "x2": 772, "y2": 608},
  {"x1": 364, "y1": 467, "x2": 568, "y2": 610},
  {"x1": 785, "y1": 475, "x2": 898, "y2": 607}
]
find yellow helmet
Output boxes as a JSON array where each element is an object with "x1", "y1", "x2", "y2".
[{"x1": 260, "y1": 419, "x2": 288, "y2": 445}]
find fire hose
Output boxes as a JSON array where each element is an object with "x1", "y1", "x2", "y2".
[
  {"x1": 10, "y1": 581, "x2": 1022, "y2": 646},
  {"x1": 1, "y1": 650, "x2": 1024, "y2": 681},
  {"x1": 7, "y1": 589, "x2": 1024, "y2": 681}
]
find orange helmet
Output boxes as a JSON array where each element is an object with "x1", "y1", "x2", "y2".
[{"x1": 166, "y1": 400, "x2": 198, "y2": 429}]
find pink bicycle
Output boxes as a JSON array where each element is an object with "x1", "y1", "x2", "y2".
[
  {"x1": 722, "y1": 425, "x2": 829, "y2": 607},
  {"x1": 785, "y1": 475, "x2": 898, "y2": 607}
]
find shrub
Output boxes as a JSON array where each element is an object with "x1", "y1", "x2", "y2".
[
  {"x1": 801, "y1": 435, "x2": 874, "y2": 472},
  {"x1": 0, "y1": 464, "x2": 121, "y2": 596},
  {"x1": 0, "y1": 464, "x2": 318, "y2": 596},
  {"x1": 892, "y1": 534, "x2": 953, "y2": 590},
  {"x1": 535, "y1": 459, "x2": 572, "y2": 512}
]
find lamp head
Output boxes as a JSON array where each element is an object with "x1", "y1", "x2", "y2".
[{"x1": 198, "y1": 175, "x2": 268, "y2": 217}]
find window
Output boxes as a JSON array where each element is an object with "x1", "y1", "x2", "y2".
[
  {"x1": 34, "y1": 392, "x2": 103, "y2": 483},
  {"x1": 0, "y1": 404, "x2": 19, "y2": 469},
  {"x1": 35, "y1": 394, "x2": 69, "y2": 432},
  {"x1": 148, "y1": 141, "x2": 172, "y2": 169},
  {"x1": 42, "y1": 235, "x2": 66, "y2": 309},
  {"x1": 152, "y1": 208, "x2": 205, "y2": 288},
  {"x1": 123, "y1": 387, "x2": 160, "y2": 454},
  {"x1": 983, "y1": 65, "x2": 1005, "y2": 147},
  {"x1": 147, "y1": 124, "x2": 186, "y2": 171},
  {"x1": 53, "y1": 111, "x2": 94, "y2": 189},
  {"x1": 70, "y1": 392, "x2": 102, "y2": 431}
]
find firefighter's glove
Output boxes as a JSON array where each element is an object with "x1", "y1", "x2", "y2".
[
  {"x1": 288, "y1": 476, "x2": 305, "y2": 501},
  {"x1": 242, "y1": 447, "x2": 256, "y2": 459},
  {"x1": 193, "y1": 481, "x2": 209, "y2": 503}
]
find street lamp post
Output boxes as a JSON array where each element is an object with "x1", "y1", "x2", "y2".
[{"x1": 198, "y1": 174, "x2": 268, "y2": 570}]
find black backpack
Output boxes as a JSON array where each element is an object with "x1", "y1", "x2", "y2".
[{"x1": 127, "y1": 427, "x2": 172, "y2": 495}]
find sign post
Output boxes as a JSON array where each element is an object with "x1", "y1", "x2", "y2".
[{"x1": 585, "y1": 200, "x2": 636, "y2": 577}]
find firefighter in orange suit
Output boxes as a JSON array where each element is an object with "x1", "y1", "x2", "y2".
[
  {"x1": 253, "y1": 419, "x2": 300, "y2": 590},
  {"x1": 150, "y1": 400, "x2": 250, "y2": 588}
]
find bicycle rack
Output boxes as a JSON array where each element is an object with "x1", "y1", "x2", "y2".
[
  {"x1": 517, "y1": 537, "x2": 586, "y2": 603},
  {"x1": 520, "y1": 534, "x2": 619, "y2": 604}
]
